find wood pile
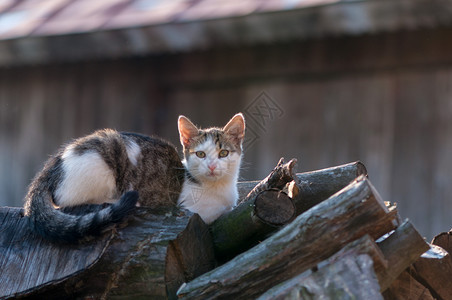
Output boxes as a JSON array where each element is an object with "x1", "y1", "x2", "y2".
[{"x1": 1, "y1": 160, "x2": 451, "y2": 299}]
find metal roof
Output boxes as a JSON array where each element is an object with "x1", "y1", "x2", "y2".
[{"x1": 0, "y1": 0, "x2": 451, "y2": 66}]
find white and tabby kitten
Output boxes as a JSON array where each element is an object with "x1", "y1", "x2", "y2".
[
  {"x1": 178, "y1": 113, "x2": 245, "y2": 224},
  {"x1": 23, "y1": 113, "x2": 245, "y2": 243}
]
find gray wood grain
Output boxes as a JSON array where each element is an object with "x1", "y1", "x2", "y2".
[{"x1": 0, "y1": 207, "x2": 111, "y2": 298}]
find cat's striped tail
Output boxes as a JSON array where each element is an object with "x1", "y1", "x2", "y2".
[{"x1": 25, "y1": 190, "x2": 138, "y2": 243}]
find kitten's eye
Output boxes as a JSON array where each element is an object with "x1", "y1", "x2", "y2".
[
  {"x1": 219, "y1": 149, "x2": 229, "y2": 158},
  {"x1": 195, "y1": 151, "x2": 206, "y2": 158}
]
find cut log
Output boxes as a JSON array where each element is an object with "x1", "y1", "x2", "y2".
[
  {"x1": 177, "y1": 176, "x2": 399, "y2": 299},
  {"x1": 258, "y1": 235, "x2": 385, "y2": 300},
  {"x1": 165, "y1": 214, "x2": 216, "y2": 299},
  {"x1": 211, "y1": 189, "x2": 295, "y2": 261},
  {"x1": 431, "y1": 228, "x2": 452, "y2": 254},
  {"x1": 293, "y1": 161, "x2": 368, "y2": 215},
  {"x1": 211, "y1": 158, "x2": 297, "y2": 261},
  {"x1": 260, "y1": 222, "x2": 429, "y2": 300},
  {"x1": 376, "y1": 220, "x2": 430, "y2": 292},
  {"x1": 237, "y1": 158, "x2": 298, "y2": 201},
  {"x1": 237, "y1": 161, "x2": 367, "y2": 202},
  {"x1": 411, "y1": 244, "x2": 452, "y2": 299},
  {"x1": 258, "y1": 254, "x2": 383, "y2": 300},
  {"x1": 383, "y1": 269, "x2": 435, "y2": 300},
  {"x1": 215, "y1": 160, "x2": 367, "y2": 261}
]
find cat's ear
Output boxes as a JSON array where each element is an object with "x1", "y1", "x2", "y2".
[
  {"x1": 178, "y1": 115, "x2": 199, "y2": 148},
  {"x1": 223, "y1": 113, "x2": 245, "y2": 147}
]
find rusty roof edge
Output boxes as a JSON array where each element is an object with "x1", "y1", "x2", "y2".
[{"x1": 0, "y1": 0, "x2": 451, "y2": 67}]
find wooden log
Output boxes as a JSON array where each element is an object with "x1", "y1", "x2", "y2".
[
  {"x1": 258, "y1": 254, "x2": 383, "y2": 300},
  {"x1": 410, "y1": 244, "x2": 452, "y2": 299},
  {"x1": 0, "y1": 206, "x2": 215, "y2": 299},
  {"x1": 376, "y1": 220, "x2": 430, "y2": 292},
  {"x1": 177, "y1": 176, "x2": 399, "y2": 299},
  {"x1": 239, "y1": 158, "x2": 298, "y2": 203},
  {"x1": 260, "y1": 223, "x2": 428, "y2": 300},
  {"x1": 0, "y1": 161, "x2": 375, "y2": 299},
  {"x1": 165, "y1": 214, "x2": 216, "y2": 299},
  {"x1": 211, "y1": 189, "x2": 295, "y2": 261},
  {"x1": 258, "y1": 235, "x2": 385, "y2": 300},
  {"x1": 237, "y1": 161, "x2": 367, "y2": 202},
  {"x1": 292, "y1": 161, "x2": 368, "y2": 215},
  {"x1": 211, "y1": 158, "x2": 297, "y2": 261},
  {"x1": 216, "y1": 160, "x2": 367, "y2": 261},
  {"x1": 382, "y1": 269, "x2": 435, "y2": 300},
  {"x1": 431, "y1": 228, "x2": 452, "y2": 254},
  {"x1": 0, "y1": 207, "x2": 112, "y2": 298}
]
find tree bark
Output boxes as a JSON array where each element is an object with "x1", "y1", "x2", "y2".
[{"x1": 177, "y1": 176, "x2": 399, "y2": 299}]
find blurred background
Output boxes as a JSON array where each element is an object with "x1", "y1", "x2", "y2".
[{"x1": 0, "y1": 0, "x2": 452, "y2": 240}]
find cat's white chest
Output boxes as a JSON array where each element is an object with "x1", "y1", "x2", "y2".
[{"x1": 178, "y1": 181, "x2": 237, "y2": 224}]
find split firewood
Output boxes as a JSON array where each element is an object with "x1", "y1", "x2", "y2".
[
  {"x1": 376, "y1": 220, "x2": 430, "y2": 292},
  {"x1": 259, "y1": 220, "x2": 429, "y2": 300},
  {"x1": 165, "y1": 214, "x2": 216, "y2": 299},
  {"x1": 431, "y1": 228, "x2": 452, "y2": 254},
  {"x1": 177, "y1": 176, "x2": 399, "y2": 299},
  {"x1": 383, "y1": 269, "x2": 435, "y2": 300},
  {"x1": 258, "y1": 254, "x2": 383, "y2": 300},
  {"x1": 410, "y1": 244, "x2": 452, "y2": 299},
  {"x1": 258, "y1": 235, "x2": 385, "y2": 300}
]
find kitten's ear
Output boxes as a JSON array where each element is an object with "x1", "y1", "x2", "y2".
[
  {"x1": 178, "y1": 115, "x2": 199, "y2": 148},
  {"x1": 223, "y1": 113, "x2": 245, "y2": 147}
]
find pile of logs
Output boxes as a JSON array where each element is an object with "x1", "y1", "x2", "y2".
[{"x1": 1, "y1": 160, "x2": 451, "y2": 299}]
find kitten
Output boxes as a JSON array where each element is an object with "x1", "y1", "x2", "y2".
[
  {"x1": 23, "y1": 114, "x2": 244, "y2": 242},
  {"x1": 177, "y1": 113, "x2": 245, "y2": 224}
]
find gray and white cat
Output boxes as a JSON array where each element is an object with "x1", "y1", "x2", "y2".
[
  {"x1": 177, "y1": 113, "x2": 245, "y2": 223},
  {"x1": 23, "y1": 113, "x2": 245, "y2": 242}
]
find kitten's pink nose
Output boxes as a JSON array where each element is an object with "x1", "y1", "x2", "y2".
[{"x1": 208, "y1": 164, "x2": 217, "y2": 172}]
